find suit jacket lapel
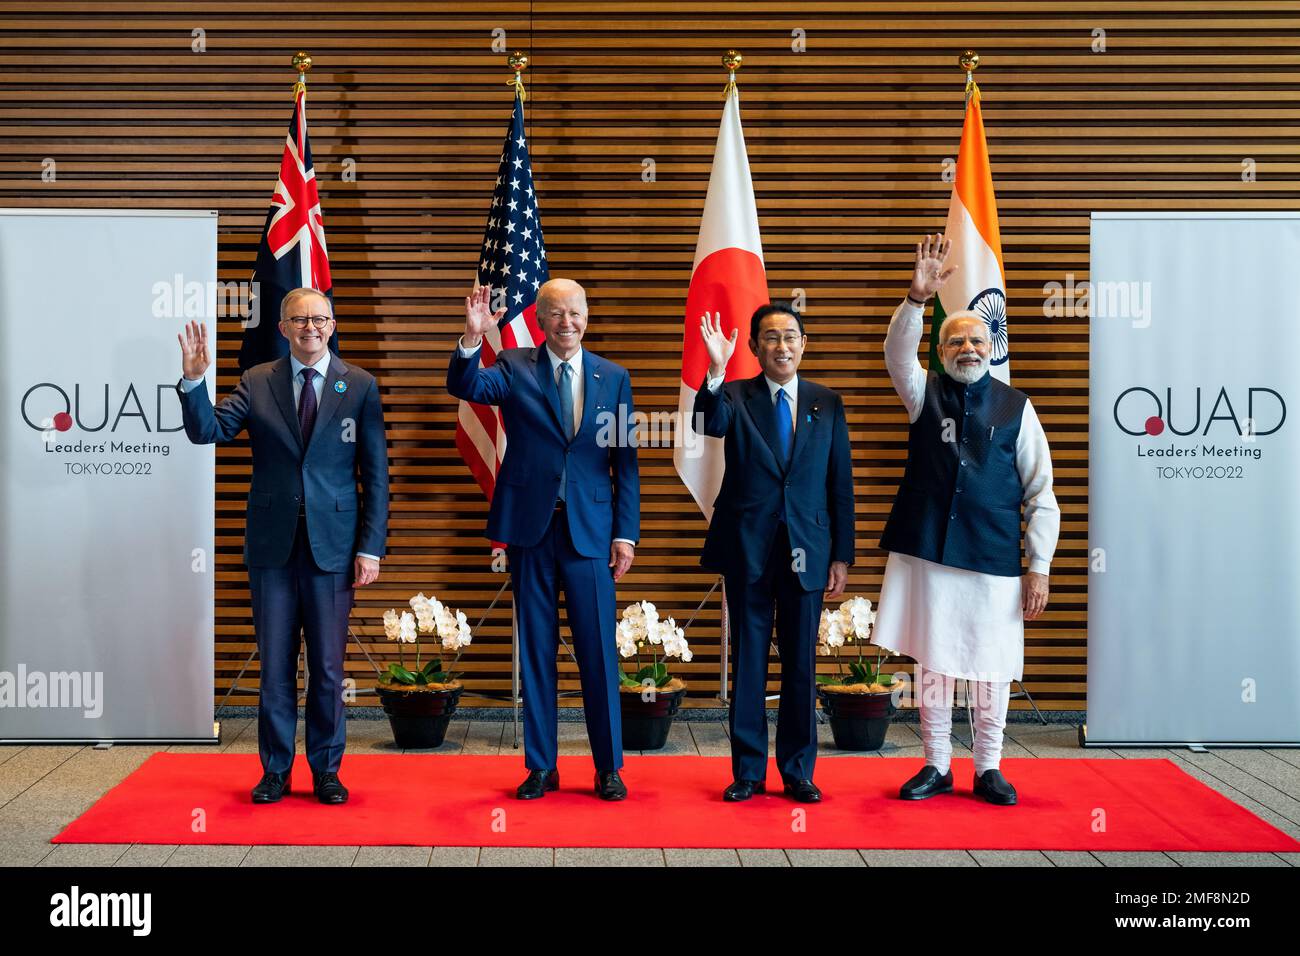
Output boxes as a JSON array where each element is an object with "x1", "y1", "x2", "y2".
[
  {"x1": 576, "y1": 351, "x2": 602, "y2": 441},
  {"x1": 308, "y1": 353, "x2": 349, "y2": 449},
  {"x1": 744, "y1": 375, "x2": 783, "y2": 470},
  {"x1": 789, "y1": 378, "x2": 814, "y2": 468},
  {"x1": 532, "y1": 346, "x2": 566, "y2": 436},
  {"x1": 270, "y1": 357, "x2": 303, "y2": 450}
]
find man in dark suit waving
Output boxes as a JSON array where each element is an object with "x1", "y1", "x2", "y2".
[
  {"x1": 177, "y1": 287, "x2": 389, "y2": 805},
  {"x1": 694, "y1": 301, "x2": 855, "y2": 802},
  {"x1": 448, "y1": 279, "x2": 639, "y2": 801}
]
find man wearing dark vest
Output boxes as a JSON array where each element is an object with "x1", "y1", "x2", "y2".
[
  {"x1": 874, "y1": 234, "x2": 1059, "y2": 806},
  {"x1": 695, "y1": 301, "x2": 856, "y2": 803},
  {"x1": 177, "y1": 288, "x2": 390, "y2": 805}
]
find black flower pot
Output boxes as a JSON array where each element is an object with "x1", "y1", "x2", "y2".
[
  {"x1": 376, "y1": 683, "x2": 464, "y2": 749},
  {"x1": 620, "y1": 685, "x2": 686, "y2": 751},
  {"x1": 817, "y1": 687, "x2": 897, "y2": 752}
]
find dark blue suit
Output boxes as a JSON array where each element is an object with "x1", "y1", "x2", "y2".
[
  {"x1": 448, "y1": 344, "x2": 639, "y2": 772},
  {"x1": 695, "y1": 373, "x2": 855, "y2": 782},
  {"x1": 179, "y1": 354, "x2": 389, "y2": 776}
]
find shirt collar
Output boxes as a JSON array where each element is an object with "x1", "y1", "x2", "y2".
[
  {"x1": 764, "y1": 374, "x2": 798, "y2": 403},
  {"x1": 290, "y1": 351, "x2": 332, "y2": 381},
  {"x1": 545, "y1": 345, "x2": 583, "y2": 377}
]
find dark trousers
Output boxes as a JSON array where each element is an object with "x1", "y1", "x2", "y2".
[
  {"x1": 725, "y1": 523, "x2": 823, "y2": 783},
  {"x1": 247, "y1": 515, "x2": 353, "y2": 776},
  {"x1": 508, "y1": 506, "x2": 623, "y2": 773}
]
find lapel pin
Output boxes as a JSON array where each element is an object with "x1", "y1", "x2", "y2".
[{"x1": 334, "y1": 380, "x2": 347, "y2": 394}]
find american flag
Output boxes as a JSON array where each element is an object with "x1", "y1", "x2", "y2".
[
  {"x1": 241, "y1": 83, "x2": 335, "y2": 371},
  {"x1": 454, "y1": 92, "x2": 549, "y2": 499}
]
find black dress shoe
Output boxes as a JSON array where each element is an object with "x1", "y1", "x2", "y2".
[
  {"x1": 312, "y1": 771, "x2": 349, "y2": 805},
  {"x1": 974, "y1": 768, "x2": 1018, "y2": 806},
  {"x1": 251, "y1": 771, "x2": 290, "y2": 804},
  {"x1": 782, "y1": 777, "x2": 822, "y2": 803},
  {"x1": 723, "y1": 779, "x2": 766, "y2": 802},
  {"x1": 899, "y1": 765, "x2": 954, "y2": 800},
  {"x1": 516, "y1": 768, "x2": 559, "y2": 800},
  {"x1": 594, "y1": 770, "x2": 627, "y2": 801}
]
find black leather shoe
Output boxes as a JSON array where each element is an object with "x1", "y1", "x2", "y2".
[
  {"x1": 974, "y1": 768, "x2": 1018, "y2": 806},
  {"x1": 516, "y1": 768, "x2": 559, "y2": 800},
  {"x1": 782, "y1": 777, "x2": 822, "y2": 803},
  {"x1": 312, "y1": 771, "x2": 349, "y2": 805},
  {"x1": 723, "y1": 779, "x2": 766, "y2": 802},
  {"x1": 251, "y1": 771, "x2": 290, "y2": 804},
  {"x1": 899, "y1": 765, "x2": 954, "y2": 800},
  {"x1": 594, "y1": 770, "x2": 627, "y2": 801}
]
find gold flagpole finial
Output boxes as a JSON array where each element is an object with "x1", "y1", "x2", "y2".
[
  {"x1": 292, "y1": 51, "x2": 312, "y2": 93},
  {"x1": 722, "y1": 50, "x2": 743, "y2": 98},
  {"x1": 508, "y1": 51, "x2": 529, "y2": 103},
  {"x1": 958, "y1": 50, "x2": 980, "y2": 103}
]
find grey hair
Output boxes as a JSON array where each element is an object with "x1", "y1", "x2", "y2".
[
  {"x1": 280, "y1": 287, "x2": 332, "y2": 323},
  {"x1": 937, "y1": 309, "x2": 985, "y2": 346}
]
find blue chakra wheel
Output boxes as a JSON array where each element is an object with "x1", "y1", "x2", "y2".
[{"x1": 969, "y1": 287, "x2": 1009, "y2": 365}]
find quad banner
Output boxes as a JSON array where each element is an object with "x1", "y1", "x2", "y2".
[
  {"x1": 0, "y1": 209, "x2": 217, "y2": 742},
  {"x1": 1088, "y1": 212, "x2": 1300, "y2": 745}
]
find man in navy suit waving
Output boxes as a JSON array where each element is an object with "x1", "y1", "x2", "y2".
[
  {"x1": 694, "y1": 301, "x2": 855, "y2": 803},
  {"x1": 448, "y1": 279, "x2": 639, "y2": 801},
  {"x1": 177, "y1": 288, "x2": 389, "y2": 805}
]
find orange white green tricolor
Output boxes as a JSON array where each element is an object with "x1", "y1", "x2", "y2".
[{"x1": 929, "y1": 83, "x2": 1010, "y2": 383}]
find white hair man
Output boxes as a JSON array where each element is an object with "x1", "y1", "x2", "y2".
[{"x1": 874, "y1": 234, "x2": 1060, "y2": 805}]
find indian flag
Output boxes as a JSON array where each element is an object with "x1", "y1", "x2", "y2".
[{"x1": 928, "y1": 82, "x2": 1010, "y2": 383}]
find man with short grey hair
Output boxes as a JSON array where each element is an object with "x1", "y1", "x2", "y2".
[
  {"x1": 177, "y1": 286, "x2": 389, "y2": 805},
  {"x1": 874, "y1": 234, "x2": 1060, "y2": 806},
  {"x1": 448, "y1": 278, "x2": 639, "y2": 801}
]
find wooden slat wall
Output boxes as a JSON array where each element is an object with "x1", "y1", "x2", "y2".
[{"x1": 4, "y1": 1, "x2": 1297, "y2": 711}]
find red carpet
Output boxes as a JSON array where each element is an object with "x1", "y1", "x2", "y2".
[{"x1": 53, "y1": 754, "x2": 1300, "y2": 851}]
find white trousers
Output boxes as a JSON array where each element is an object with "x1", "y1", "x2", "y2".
[{"x1": 918, "y1": 671, "x2": 1010, "y2": 776}]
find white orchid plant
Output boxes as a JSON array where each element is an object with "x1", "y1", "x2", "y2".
[
  {"x1": 380, "y1": 592, "x2": 473, "y2": 687},
  {"x1": 615, "y1": 600, "x2": 692, "y2": 690},
  {"x1": 816, "y1": 596, "x2": 895, "y2": 689}
]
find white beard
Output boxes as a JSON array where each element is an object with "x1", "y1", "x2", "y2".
[{"x1": 943, "y1": 352, "x2": 990, "y2": 384}]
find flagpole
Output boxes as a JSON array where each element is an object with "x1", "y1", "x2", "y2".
[
  {"x1": 508, "y1": 50, "x2": 528, "y2": 102},
  {"x1": 506, "y1": 50, "x2": 528, "y2": 748},
  {"x1": 292, "y1": 50, "x2": 311, "y2": 94},
  {"x1": 715, "y1": 50, "x2": 743, "y2": 707},
  {"x1": 959, "y1": 49, "x2": 979, "y2": 105}
]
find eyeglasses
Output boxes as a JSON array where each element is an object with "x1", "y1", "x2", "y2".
[
  {"x1": 285, "y1": 315, "x2": 332, "y2": 329},
  {"x1": 760, "y1": 332, "x2": 804, "y2": 347}
]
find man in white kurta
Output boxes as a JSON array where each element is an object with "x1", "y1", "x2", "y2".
[{"x1": 873, "y1": 234, "x2": 1060, "y2": 806}]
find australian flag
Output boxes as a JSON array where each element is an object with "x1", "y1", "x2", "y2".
[{"x1": 240, "y1": 84, "x2": 335, "y2": 371}]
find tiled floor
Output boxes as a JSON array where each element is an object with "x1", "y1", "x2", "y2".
[{"x1": 3, "y1": 717, "x2": 1298, "y2": 867}]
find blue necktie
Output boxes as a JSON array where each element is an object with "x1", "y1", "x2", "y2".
[
  {"x1": 557, "y1": 361, "x2": 574, "y2": 501},
  {"x1": 774, "y1": 387, "x2": 792, "y2": 463},
  {"x1": 298, "y1": 367, "x2": 318, "y2": 445}
]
